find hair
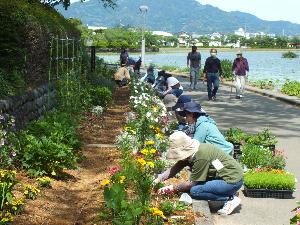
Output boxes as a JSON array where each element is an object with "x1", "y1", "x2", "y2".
[
  {"x1": 210, "y1": 48, "x2": 217, "y2": 53},
  {"x1": 192, "y1": 46, "x2": 197, "y2": 51}
]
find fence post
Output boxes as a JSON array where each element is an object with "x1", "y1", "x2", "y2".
[{"x1": 91, "y1": 46, "x2": 96, "y2": 72}]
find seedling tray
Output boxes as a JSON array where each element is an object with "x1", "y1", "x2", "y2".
[{"x1": 244, "y1": 187, "x2": 294, "y2": 199}]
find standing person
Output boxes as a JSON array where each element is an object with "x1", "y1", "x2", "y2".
[
  {"x1": 120, "y1": 48, "x2": 129, "y2": 66},
  {"x1": 232, "y1": 51, "x2": 249, "y2": 99},
  {"x1": 187, "y1": 46, "x2": 201, "y2": 90},
  {"x1": 203, "y1": 49, "x2": 223, "y2": 101},
  {"x1": 155, "y1": 131, "x2": 243, "y2": 215}
]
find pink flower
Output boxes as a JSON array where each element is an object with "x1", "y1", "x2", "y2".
[
  {"x1": 297, "y1": 220, "x2": 300, "y2": 225},
  {"x1": 108, "y1": 166, "x2": 120, "y2": 176},
  {"x1": 296, "y1": 208, "x2": 300, "y2": 216}
]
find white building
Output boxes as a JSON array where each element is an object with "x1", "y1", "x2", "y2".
[
  {"x1": 210, "y1": 32, "x2": 222, "y2": 40},
  {"x1": 209, "y1": 41, "x2": 222, "y2": 47},
  {"x1": 87, "y1": 25, "x2": 108, "y2": 31},
  {"x1": 234, "y1": 28, "x2": 250, "y2": 39},
  {"x1": 152, "y1": 31, "x2": 173, "y2": 37}
]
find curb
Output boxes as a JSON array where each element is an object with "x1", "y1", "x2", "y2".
[{"x1": 193, "y1": 200, "x2": 214, "y2": 225}]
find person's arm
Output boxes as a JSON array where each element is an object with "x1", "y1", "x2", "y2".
[
  {"x1": 156, "y1": 159, "x2": 190, "y2": 182},
  {"x1": 199, "y1": 53, "x2": 201, "y2": 69},
  {"x1": 174, "y1": 181, "x2": 198, "y2": 192},
  {"x1": 187, "y1": 53, "x2": 190, "y2": 67},
  {"x1": 218, "y1": 59, "x2": 223, "y2": 76},
  {"x1": 245, "y1": 58, "x2": 249, "y2": 72},
  {"x1": 232, "y1": 59, "x2": 236, "y2": 73}
]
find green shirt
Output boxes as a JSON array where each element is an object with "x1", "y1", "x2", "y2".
[{"x1": 190, "y1": 144, "x2": 243, "y2": 184}]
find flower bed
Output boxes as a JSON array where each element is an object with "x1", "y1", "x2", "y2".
[{"x1": 99, "y1": 78, "x2": 195, "y2": 224}]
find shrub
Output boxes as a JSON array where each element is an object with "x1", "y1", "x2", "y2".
[
  {"x1": 282, "y1": 51, "x2": 299, "y2": 58},
  {"x1": 18, "y1": 133, "x2": 77, "y2": 177},
  {"x1": 281, "y1": 80, "x2": 300, "y2": 98},
  {"x1": 89, "y1": 87, "x2": 112, "y2": 107},
  {"x1": 244, "y1": 170, "x2": 296, "y2": 190},
  {"x1": 221, "y1": 59, "x2": 234, "y2": 80},
  {"x1": 246, "y1": 128, "x2": 277, "y2": 146},
  {"x1": 249, "y1": 80, "x2": 276, "y2": 90}
]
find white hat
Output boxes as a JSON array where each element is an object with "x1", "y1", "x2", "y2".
[
  {"x1": 166, "y1": 131, "x2": 200, "y2": 161},
  {"x1": 163, "y1": 94, "x2": 178, "y2": 108},
  {"x1": 167, "y1": 77, "x2": 180, "y2": 87}
]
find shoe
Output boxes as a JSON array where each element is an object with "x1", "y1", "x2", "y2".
[
  {"x1": 212, "y1": 96, "x2": 216, "y2": 101},
  {"x1": 217, "y1": 196, "x2": 241, "y2": 215},
  {"x1": 235, "y1": 95, "x2": 241, "y2": 99},
  {"x1": 239, "y1": 95, "x2": 243, "y2": 98}
]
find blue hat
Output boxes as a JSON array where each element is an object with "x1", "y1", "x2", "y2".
[
  {"x1": 178, "y1": 102, "x2": 206, "y2": 117},
  {"x1": 172, "y1": 95, "x2": 192, "y2": 111}
]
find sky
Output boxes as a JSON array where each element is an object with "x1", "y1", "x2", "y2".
[{"x1": 198, "y1": 0, "x2": 300, "y2": 24}]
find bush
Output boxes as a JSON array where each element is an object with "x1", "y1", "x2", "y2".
[
  {"x1": 246, "y1": 128, "x2": 277, "y2": 146},
  {"x1": 282, "y1": 51, "x2": 299, "y2": 59},
  {"x1": 221, "y1": 59, "x2": 234, "y2": 80},
  {"x1": 281, "y1": 80, "x2": 300, "y2": 98},
  {"x1": 89, "y1": 87, "x2": 112, "y2": 107},
  {"x1": 249, "y1": 80, "x2": 276, "y2": 90},
  {"x1": 224, "y1": 128, "x2": 247, "y2": 144},
  {"x1": 244, "y1": 170, "x2": 295, "y2": 190},
  {"x1": 18, "y1": 133, "x2": 77, "y2": 177}
]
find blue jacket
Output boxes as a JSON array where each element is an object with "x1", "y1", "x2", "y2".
[{"x1": 194, "y1": 116, "x2": 233, "y2": 155}]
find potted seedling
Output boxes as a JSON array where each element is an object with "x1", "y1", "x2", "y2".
[{"x1": 224, "y1": 128, "x2": 247, "y2": 159}]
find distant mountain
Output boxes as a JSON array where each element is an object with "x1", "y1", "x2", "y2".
[{"x1": 56, "y1": 0, "x2": 300, "y2": 35}]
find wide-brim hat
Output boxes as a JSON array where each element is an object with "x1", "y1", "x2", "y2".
[
  {"x1": 163, "y1": 94, "x2": 178, "y2": 108},
  {"x1": 166, "y1": 131, "x2": 200, "y2": 162},
  {"x1": 177, "y1": 102, "x2": 206, "y2": 117},
  {"x1": 172, "y1": 95, "x2": 192, "y2": 111}
]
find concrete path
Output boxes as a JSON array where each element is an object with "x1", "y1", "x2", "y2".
[{"x1": 180, "y1": 78, "x2": 300, "y2": 225}]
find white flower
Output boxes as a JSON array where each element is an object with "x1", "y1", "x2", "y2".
[{"x1": 146, "y1": 112, "x2": 152, "y2": 118}]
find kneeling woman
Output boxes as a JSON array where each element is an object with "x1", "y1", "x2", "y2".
[{"x1": 156, "y1": 131, "x2": 243, "y2": 215}]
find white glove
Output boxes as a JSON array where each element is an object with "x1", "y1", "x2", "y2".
[
  {"x1": 153, "y1": 178, "x2": 160, "y2": 184},
  {"x1": 157, "y1": 185, "x2": 175, "y2": 195}
]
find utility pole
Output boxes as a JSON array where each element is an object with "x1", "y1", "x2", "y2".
[{"x1": 139, "y1": 5, "x2": 149, "y2": 67}]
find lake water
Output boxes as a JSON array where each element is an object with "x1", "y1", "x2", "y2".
[{"x1": 98, "y1": 50, "x2": 300, "y2": 84}]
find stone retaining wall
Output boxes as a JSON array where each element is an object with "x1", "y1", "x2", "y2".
[{"x1": 0, "y1": 84, "x2": 56, "y2": 129}]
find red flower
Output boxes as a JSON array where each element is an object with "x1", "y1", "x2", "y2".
[{"x1": 108, "y1": 166, "x2": 120, "y2": 176}]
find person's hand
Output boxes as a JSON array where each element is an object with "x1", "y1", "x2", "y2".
[
  {"x1": 153, "y1": 178, "x2": 160, "y2": 185},
  {"x1": 220, "y1": 75, "x2": 224, "y2": 83},
  {"x1": 157, "y1": 185, "x2": 175, "y2": 195}
]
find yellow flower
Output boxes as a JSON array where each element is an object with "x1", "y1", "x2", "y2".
[
  {"x1": 141, "y1": 149, "x2": 149, "y2": 155},
  {"x1": 149, "y1": 148, "x2": 157, "y2": 154},
  {"x1": 149, "y1": 207, "x2": 166, "y2": 219},
  {"x1": 152, "y1": 106, "x2": 158, "y2": 112},
  {"x1": 155, "y1": 127, "x2": 161, "y2": 133},
  {"x1": 119, "y1": 176, "x2": 126, "y2": 184},
  {"x1": 147, "y1": 161, "x2": 155, "y2": 168},
  {"x1": 145, "y1": 140, "x2": 155, "y2": 146},
  {"x1": 100, "y1": 179, "x2": 110, "y2": 186},
  {"x1": 156, "y1": 133, "x2": 164, "y2": 140},
  {"x1": 149, "y1": 125, "x2": 154, "y2": 129},
  {"x1": 137, "y1": 158, "x2": 147, "y2": 166}
]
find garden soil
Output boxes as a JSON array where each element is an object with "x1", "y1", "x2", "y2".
[{"x1": 13, "y1": 87, "x2": 130, "y2": 225}]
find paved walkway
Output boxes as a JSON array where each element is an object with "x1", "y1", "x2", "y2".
[{"x1": 180, "y1": 79, "x2": 300, "y2": 225}]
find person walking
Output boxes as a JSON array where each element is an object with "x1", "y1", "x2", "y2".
[
  {"x1": 120, "y1": 48, "x2": 129, "y2": 66},
  {"x1": 232, "y1": 51, "x2": 249, "y2": 99},
  {"x1": 155, "y1": 131, "x2": 243, "y2": 215},
  {"x1": 203, "y1": 49, "x2": 223, "y2": 101},
  {"x1": 187, "y1": 46, "x2": 201, "y2": 90}
]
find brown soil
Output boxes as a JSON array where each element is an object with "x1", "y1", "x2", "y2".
[{"x1": 13, "y1": 87, "x2": 130, "y2": 225}]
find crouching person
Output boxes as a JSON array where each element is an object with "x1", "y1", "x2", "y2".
[
  {"x1": 155, "y1": 131, "x2": 243, "y2": 215},
  {"x1": 114, "y1": 64, "x2": 131, "y2": 87}
]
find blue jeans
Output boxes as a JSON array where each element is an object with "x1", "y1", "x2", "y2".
[
  {"x1": 190, "y1": 179, "x2": 243, "y2": 201},
  {"x1": 190, "y1": 67, "x2": 200, "y2": 88},
  {"x1": 171, "y1": 88, "x2": 183, "y2": 97},
  {"x1": 206, "y1": 73, "x2": 220, "y2": 99}
]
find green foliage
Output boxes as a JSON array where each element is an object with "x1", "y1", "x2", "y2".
[
  {"x1": 282, "y1": 51, "x2": 299, "y2": 59},
  {"x1": 249, "y1": 80, "x2": 277, "y2": 90},
  {"x1": 159, "y1": 201, "x2": 175, "y2": 216},
  {"x1": 159, "y1": 65, "x2": 189, "y2": 73},
  {"x1": 36, "y1": 176, "x2": 53, "y2": 188},
  {"x1": 246, "y1": 128, "x2": 278, "y2": 146},
  {"x1": 0, "y1": 69, "x2": 26, "y2": 99},
  {"x1": 89, "y1": 87, "x2": 112, "y2": 107},
  {"x1": 224, "y1": 128, "x2": 247, "y2": 144},
  {"x1": 221, "y1": 59, "x2": 234, "y2": 80},
  {"x1": 18, "y1": 132, "x2": 77, "y2": 177},
  {"x1": 244, "y1": 170, "x2": 295, "y2": 190},
  {"x1": 281, "y1": 80, "x2": 300, "y2": 97},
  {"x1": 241, "y1": 144, "x2": 274, "y2": 169},
  {"x1": 23, "y1": 184, "x2": 40, "y2": 200}
]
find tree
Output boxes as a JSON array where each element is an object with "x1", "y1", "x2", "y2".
[{"x1": 39, "y1": 0, "x2": 117, "y2": 10}]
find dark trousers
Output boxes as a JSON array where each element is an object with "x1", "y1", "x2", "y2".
[
  {"x1": 207, "y1": 73, "x2": 220, "y2": 99},
  {"x1": 115, "y1": 79, "x2": 128, "y2": 87}
]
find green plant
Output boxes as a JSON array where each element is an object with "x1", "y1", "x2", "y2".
[
  {"x1": 244, "y1": 170, "x2": 295, "y2": 190},
  {"x1": 221, "y1": 59, "x2": 234, "y2": 80},
  {"x1": 241, "y1": 144, "x2": 273, "y2": 169},
  {"x1": 89, "y1": 86, "x2": 112, "y2": 107},
  {"x1": 249, "y1": 80, "x2": 276, "y2": 90},
  {"x1": 281, "y1": 80, "x2": 300, "y2": 98},
  {"x1": 18, "y1": 133, "x2": 77, "y2": 177},
  {"x1": 290, "y1": 201, "x2": 300, "y2": 225},
  {"x1": 36, "y1": 176, "x2": 53, "y2": 188},
  {"x1": 246, "y1": 128, "x2": 277, "y2": 146},
  {"x1": 23, "y1": 184, "x2": 40, "y2": 200},
  {"x1": 282, "y1": 51, "x2": 299, "y2": 59},
  {"x1": 224, "y1": 128, "x2": 247, "y2": 144},
  {"x1": 159, "y1": 201, "x2": 175, "y2": 216}
]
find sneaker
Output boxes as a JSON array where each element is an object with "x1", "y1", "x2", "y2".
[
  {"x1": 235, "y1": 95, "x2": 241, "y2": 99},
  {"x1": 212, "y1": 96, "x2": 216, "y2": 101},
  {"x1": 239, "y1": 95, "x2": 244, "y2": 98},
  {"x1": 217, "y1": 196, "x2": 241, "y2": 215}
]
